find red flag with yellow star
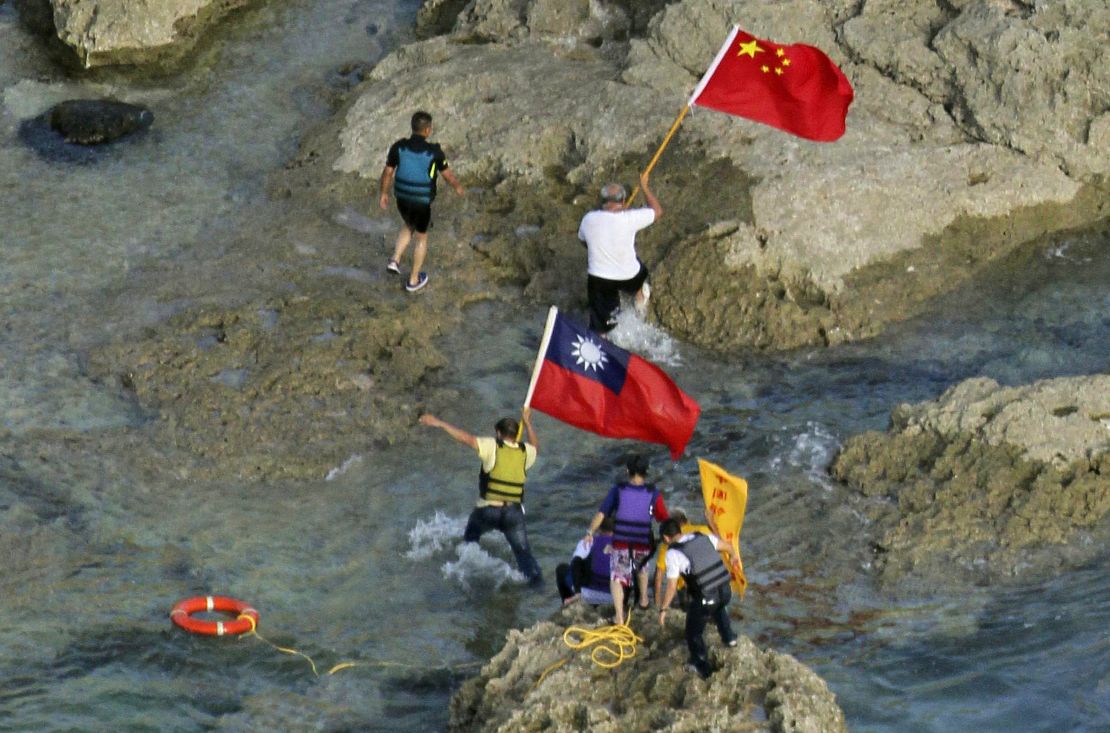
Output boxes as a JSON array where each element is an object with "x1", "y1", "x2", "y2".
[{"x1": 689, "y1": 26, "x2": 853, "y2": 142}]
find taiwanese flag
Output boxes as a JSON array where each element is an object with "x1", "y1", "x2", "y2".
[
  {"x1": 525, "y1": 308, "x2": 700, "y2": 460},
  {"x1": 688, "y1": 26, "x2": 854, "y2": 142}
]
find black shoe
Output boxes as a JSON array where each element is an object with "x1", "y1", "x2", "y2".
[{"x1": 684, "y1": 662, "x2": 711, "y2": 680}]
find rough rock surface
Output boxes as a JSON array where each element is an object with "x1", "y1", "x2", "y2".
[
  {"x1": 21, "y1": 0, "x2": 255, "y2": 68},
  {"x1": 47, "y1": 98, "x2": 153, "y2": 144},
  {"x1": 448, "y1": 603, "x2": 847, "y2": 733},
  {"x1": 831, "y1": 374, "x2": 1110, "y2": 587},
  {"x1": 333, "y1": 0, "x2": 1109, "y2": 351},
  {"x1": 86, "y1": 290, "x2": 451, "y2": 481}
]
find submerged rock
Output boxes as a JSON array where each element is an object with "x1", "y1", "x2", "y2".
[
  {"x1": 832, "y1": 374, "x2": 1110, "y2": 588},
  {"x1": 47, "y1": 99, "x2": 153, "y2": 145},
  {"x1": 449, "y1": 603, "x2": 847, "y2": 733}
]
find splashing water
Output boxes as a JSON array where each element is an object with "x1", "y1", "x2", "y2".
[
  {"x1": 767, "y1": 421, "x2": 842, "y2": 489},
  {"x1": 443, "y1": 542, "x2": 526, "y2": 590},
  {"x1": 609, "y1": 301, "x2": 683, "y2": 367},
  {"x1": 405, "y1": 511, "x2": 468, "y2": 560}
]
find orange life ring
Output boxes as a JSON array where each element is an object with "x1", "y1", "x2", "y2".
[{"x1": 171, "y1": 595, "x2": 259, "y2": 636}]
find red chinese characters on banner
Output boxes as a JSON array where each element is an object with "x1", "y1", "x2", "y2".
[{"x1": 698, "y1": 458, "x2": 749, "y2": 596}]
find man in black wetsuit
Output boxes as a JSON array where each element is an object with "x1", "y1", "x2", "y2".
[{"x1": 378, "y1": 111, "x2": 464, "y2": 293}]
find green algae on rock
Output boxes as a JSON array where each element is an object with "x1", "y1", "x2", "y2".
[{"x1": 832, "y1": 374, "x2": 1110, "y2": 588}]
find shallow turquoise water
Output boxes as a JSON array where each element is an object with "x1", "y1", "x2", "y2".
[{"x1": 0, "y1": 2, "x2": 1107, "y2": 731}]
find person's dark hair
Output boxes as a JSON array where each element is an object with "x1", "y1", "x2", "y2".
[
  {"x1": 495, "y1": 417, "x2": 519, "y2": 439},
  {"x1": 626, "y1": 454, "x2": 649, "y2": 478},
  {"x1": 411, "y1": 111, "x2": 433, "y2": 134},
  {"x1": 599, "y1": 515, "x2": 616, "y2": 533},
  {"x1": 659, "y1": 518, "x2": 682, "y2": 539},
  {"x1": 669, "y1": 507, "x2": 688, "y2": 525}
]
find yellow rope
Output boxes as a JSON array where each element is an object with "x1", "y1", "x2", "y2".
[
  {"x1": 562, "y1": 618, "x2": 643, "y2": 669},
  {"x1": 234, "y1": 613, "x2": 481, "y2": 678},
  {"x1": 531, "y1": 611, "x2": 645, "y2": 691}
]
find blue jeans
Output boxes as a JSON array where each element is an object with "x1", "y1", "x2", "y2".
[
  {"x1": 685, "y1": 584, "x2": 735, "y2": 677},
  {"x1": 464, "y1": 503, "x2": 542, "y2": 584}
]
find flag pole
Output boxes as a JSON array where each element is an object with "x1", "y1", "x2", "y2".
[
  {"x1": 624, "y1": 26, "x2": 741, "y2": 208},
  {"x1": 624, "y1": 104, "x2": 690, "y2": 208},
  {"x1": 518, "y1": 306, "x2": 559, "y2": 440}
]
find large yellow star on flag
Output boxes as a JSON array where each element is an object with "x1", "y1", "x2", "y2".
[{"x1": 736, "y1": 39, "x2": 764, "y2": 58}]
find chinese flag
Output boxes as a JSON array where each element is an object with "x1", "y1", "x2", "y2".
[
  {"x1": 689, "y1": 26, "x2": 854, "y2": 142},
  {"x1": 527, "y1": 308, "x2": 700, "y2": 460},
  {"x1": 698, "y1": 458, "x2": 748, "y2": 597}
]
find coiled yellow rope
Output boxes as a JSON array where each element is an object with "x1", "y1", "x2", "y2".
[{"x1": 531, "y1": 610, "x2": 645, "y2": 691}]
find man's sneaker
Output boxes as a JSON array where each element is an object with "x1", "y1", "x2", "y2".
[
  {"x1": 727, "y1": 638, "x2": 738, "y2": 647},
  {"x1": 386, "y1": 259, "x2": 401, "y2": 274},
  {"x1": 405, "y1": 272, "x2": 428, "y2": 292}
]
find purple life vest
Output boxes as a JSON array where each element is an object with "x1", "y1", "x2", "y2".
[
  {"x1": 612, "y1": 483, "x2": 658, "y2": 546},
  {"x1": 585, "y1": 535, "x2": 613, "y2": 592}
]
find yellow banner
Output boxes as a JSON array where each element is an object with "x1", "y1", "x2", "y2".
[{"x1": 698, "y1": 458, "x2": 748, "y2": 597}]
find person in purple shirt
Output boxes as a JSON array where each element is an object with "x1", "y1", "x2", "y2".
[{"x1": 585, "y1": 454, "x2": 669, "y2": 624}]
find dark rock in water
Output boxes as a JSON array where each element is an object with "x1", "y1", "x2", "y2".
[
  {"x1": 11, "y1": 0, "x2": 57, "y2": 37},
  {"x1": 47, "y1": 99, "x2": 154, "y2": 145}
]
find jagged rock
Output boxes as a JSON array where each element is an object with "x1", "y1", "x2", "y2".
[
  {"x1": 448, "y1": 604, "x2": 847, "y2": 733},
  {"x1": 47, "y1": 99, "x2": 153, "y2": 145},
  {"x1": 831, "y1": 374, "x2": 1110, "y2": 587},
  {"x1": 332, "y1": 0, "x2": 1108, "y2": 350},
  {"x1": 21, "y1": 0, "x2": 255, "y2": 68}
]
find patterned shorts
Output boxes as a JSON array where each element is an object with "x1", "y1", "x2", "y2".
[{"x1": 610, "y1": 546, "x2": 652, "y2": 587}]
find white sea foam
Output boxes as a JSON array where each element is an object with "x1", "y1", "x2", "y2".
[
  {"x1": 325, "y1": 453, "x2": 363, "y2": 481},
  {"x1": 609, "y1": 306, "x2": 683, "y2": 367},
  {"x1": 768, "y1": 422, "x2": 841, "y2": 489},
  {"x1": 405, "y1": 513, "x2": 525, "y2": 588},
  {"x1": 405, "y1": 511, "x2": 467, "y2": 560},
  {"x1": 442, "y1": 542, "x2": 525, "y2": 590}
]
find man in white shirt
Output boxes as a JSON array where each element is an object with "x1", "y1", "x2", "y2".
[
  {"x1": 577, "y1": 171, "x2": 663, "y2": 333},
  {"x1": 657, "y1": 518, "x2": 742, "y2": 679}
]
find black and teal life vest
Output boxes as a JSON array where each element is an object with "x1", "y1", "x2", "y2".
[
  {"x1": 478, "y1": 440, "x2": 527, "y2": 503},
  {"x1": 393, "y1": 140, "x2": 439, "y2": 204},
  {"x1": 673, "y1": 533, "x2": 731, "y2": 599}
]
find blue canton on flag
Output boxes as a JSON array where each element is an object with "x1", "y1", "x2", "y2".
[{"x1": 544, "y1": 314, "x2": 629, "y2": 394}]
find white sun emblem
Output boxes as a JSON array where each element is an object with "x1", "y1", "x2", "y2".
[{"x1": 571, "y1": 335, "x2": 609, "y2": 372}]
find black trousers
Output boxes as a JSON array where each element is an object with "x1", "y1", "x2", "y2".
[
  {"x1": 685, "y1": 584, "x2": 736, "y2": 677},
  {"x1": 464, "y1": 503, "x2": 542, "y2": 583}
]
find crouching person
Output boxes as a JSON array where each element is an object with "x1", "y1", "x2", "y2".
[
  {"x1": 657, "y1": 518, "x2": 742, "y2": 679},
  {"x1": 556, "y1": 516, "x2": 615, "y2": 607}
]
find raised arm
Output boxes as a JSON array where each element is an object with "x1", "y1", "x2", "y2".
[
  {"x1": 639, "y1": 171, "x2": 663, "y2": 221},
  {"x1": 419, "y1": 413, "x2": 478, "y2": 450},
  {"x1": 521, "y1": 407, "x2": 538, "y2": 452}
]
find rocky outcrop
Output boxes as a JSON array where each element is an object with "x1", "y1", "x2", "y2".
[
  {"x1": 86, "y1": 292, "x2": 451, "y2": 480},
  {"x1": 333, "y1": 0, "x2": 1108, "y2": 350},
  {"x1": 16, "y1": 0, "x2": 256, "y2": 68},
  {"x1": 449, "y1": 603, "x2": 847, "y2": 733},
  {"x1": 832, "y1": 375, "x2": 1110, "y2": 587}
]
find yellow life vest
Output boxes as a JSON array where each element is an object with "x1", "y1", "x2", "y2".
[{"x1": 479, "y1": 440, "x2": 527, "y2": 503}]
